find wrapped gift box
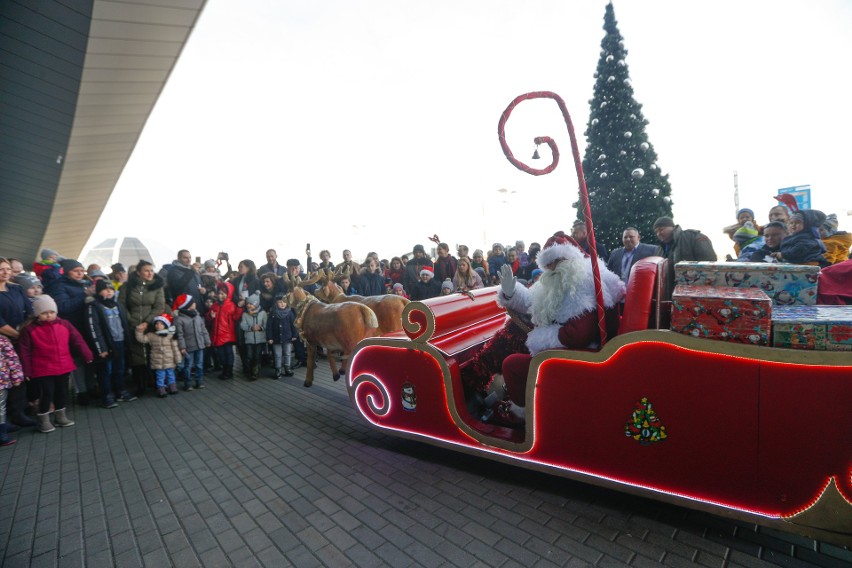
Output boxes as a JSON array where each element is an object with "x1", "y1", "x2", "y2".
[
  {"x1": 671, "y1": 285, "x2": 772, "y2": 345},
  {"x1": 674, "y1": 261, "x2": 819, "y2": 306},
  {"x1": 771, "y1": 305, "x2": 852, "y2": 351}
]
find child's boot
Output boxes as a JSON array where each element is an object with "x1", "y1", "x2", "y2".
[
  {"x1": 284, "y1": 366, "x2": 294, "y2": 377},
  {"x1": 37, "y1": 412, "x2": 56, "y2": 433},
  {"x1": 54, "y1": 408, "x2": 75, "y2": 428},
  {"x1": 157, "y1": 387, "x2": 167, "y2": 398},
  {"x1": 168, "y1": 383, "x2": 179, "y2": 395},
  {"x1": 223, "y1": 365, "x2": 233, "y2": 380},
  {"x1": 0, "y1": 423, "x2": 16, "y2": 446},
  {"x1": 274, "y1": 368, "x2": 282, "y2": 380}
]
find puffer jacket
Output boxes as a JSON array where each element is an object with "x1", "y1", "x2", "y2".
[
  {"x1": 119, "y1": 272, "x2": 166, "y2": 328},
  {"x1": 239, "y1": 310, "x2": 267, "y2": 345},
  {"x1": 206, "y1": 281, "x2": 242, "y2": 347},
  {"x1": 120, "y1": 271, "x2": 167, "y2": 366},
  {"x1": 174, "y1": 310, "x2": 211, "y2": 352},
  {"x1": 823, "y1": 232, "x2": 852, "y2": 265},
  {"x1": 0, "y1": 335, "x2": 24, "y2": 389},
  {"x1": 18, "y1": 318, "x2": 93, "y2": 378},
  {"x1": 44, "y1": 275, "x2": 91, "y2": 333},
  {"x1": 135, "y1": 329, "x2": 181, "y2": 370}
]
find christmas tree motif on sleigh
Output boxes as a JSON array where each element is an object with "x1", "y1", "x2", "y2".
[{"x1": 625, "y1": 397, "x2": 667, "y2": 445}]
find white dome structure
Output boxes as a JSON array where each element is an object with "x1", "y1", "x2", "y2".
[{"x1": 81, "y1": 236, "x2": 173, "y2": 272}]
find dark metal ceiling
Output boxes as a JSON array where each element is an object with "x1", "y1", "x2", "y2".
[{"x1": 0, "y1": 0, "x2": 205, "y2": 265}]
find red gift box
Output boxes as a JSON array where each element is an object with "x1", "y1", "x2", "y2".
[{"x1": 671, "y1": 285, "x2": 772, "y2": 345}]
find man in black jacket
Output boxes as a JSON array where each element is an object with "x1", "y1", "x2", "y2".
[{"x1": 165, "y1": 249, "x2": 205, "y2": 306}]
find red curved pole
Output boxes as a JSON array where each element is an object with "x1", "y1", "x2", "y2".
[{"x1": 497, "y1": 91, "x2": 607, "y2": 346}]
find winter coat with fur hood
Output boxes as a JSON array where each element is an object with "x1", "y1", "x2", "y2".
[
  {"x1": 119, "y1": 271, "x2": 166, "y2": 366},
  {"x1": 135, "y1": 328, "x2": 181, "y2": 370}
]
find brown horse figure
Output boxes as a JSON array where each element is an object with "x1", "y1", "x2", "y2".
[
  {"x1": 285, "y1": 274, "x2": 379, "y2": 387},
  {"x1": 314, "y1": 267, "x2": 409, "y2": 335}
]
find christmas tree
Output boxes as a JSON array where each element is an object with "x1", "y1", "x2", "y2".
[{"x1": 580, "y1": 2, "x2": 673, "y2": 253}]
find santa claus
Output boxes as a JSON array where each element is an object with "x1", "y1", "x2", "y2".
[{"x1": 494, "y1": 230, "x2": 626, "y2": 425}]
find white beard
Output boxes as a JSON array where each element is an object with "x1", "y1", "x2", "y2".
[{"x1": 530, "y1": 259, "x2": 586, "y2": 326}]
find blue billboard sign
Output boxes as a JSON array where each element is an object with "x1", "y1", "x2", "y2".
[{"x1": 778, "y1": 185, "x2": 811, "y2": 211}]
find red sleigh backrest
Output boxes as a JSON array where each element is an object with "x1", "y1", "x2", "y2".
[{"x1": 618, "y1": 256, "x2": 666, "y2": 335}]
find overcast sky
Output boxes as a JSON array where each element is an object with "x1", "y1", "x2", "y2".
[{"x1": 85, "y1": 0, "x2": 852, "y2": 267}]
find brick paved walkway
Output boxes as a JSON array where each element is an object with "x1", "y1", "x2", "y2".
[{"x1": 1, "y1": 363, "x2": 849, "y2": 567}]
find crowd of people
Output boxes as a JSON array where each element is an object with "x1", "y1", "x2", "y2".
[{"x1": 1, "y1": 199, "x2": 849, "y2": 444}]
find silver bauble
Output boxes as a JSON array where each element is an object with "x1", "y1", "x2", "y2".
[
  {"x1": 619, "y1": 150, "x2": 627, "y2": 156},
  {"x1": 618, "y1": 40, "x2": 625, "y2": 48},
  {"x1": 589, "y1": 191, "x2": 596, "y2": 197},
  {"x1": 617, "y1": 59, "x2": 626, "y2": 67},
  {"x1": 650, "y1": 163, "x2": 658, "y2": 170},
  {"x1": 630, "y1": 114, "x2": 637, "y2": 120},
  {"x1": 607, "y1": 75, "x2": 615, "y2": 83},
  {"x1": 651, "y1": 188, "x2": 660, "y2": 196},
  {"x1": 624, "y1": 131, "x2": 632, "y2": 138},
  {"x1": 593, "y1": 72, "x2": 599, "y2": 79},
  {"x1": 663, "y1": 196, "x2": 672, "y2": 203},
  {"x1": 600, "y1": 172, "x2": 608, "y2": 179},
  {"x1": 591, "y1": 118, "x2": 599, "y2": 126},
  {"x1": 624, "y1": 79, "x2": 632, "y2": 86},
  {"x1": 600, "y1": 101, "x2": 607, "y2": 108},
  {"x1": 598, "y1": 154, "x2": 606, "y2": 161},
  {"x1": 606, "y1": 55, "x2": 614, "y2": 63},
  {"x1": 640, "y1": 142, "x2": 650, "y2": 151},
  {"x1": 631, "y1": 168, "x2": 645, "y2": 179}
]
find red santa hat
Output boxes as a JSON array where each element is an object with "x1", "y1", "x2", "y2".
[
  {"x1": 152, "y1": 313, "x2": 173, "y2": 328},
  {"x1": 173, "y1": 294, "x2": 194, "y2": 311},
  {"x1": 536, "y1": 231, "x2": 587, "y2": 269},
  {"x1": 419, "y1": 266, "x2": 434, "y2": 278}
]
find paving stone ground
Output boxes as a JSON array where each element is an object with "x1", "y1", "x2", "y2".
[{"x1": 1, "y1": 361, "x2": 849, "y2": 567}]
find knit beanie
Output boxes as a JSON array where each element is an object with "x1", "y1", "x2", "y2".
[
  {"x1": 733, "y1": 221, "x2": 759, "y2": 245},
  {"x1": 60, "y1": 259, "x2": 83, "y2": 273},
  {"x1": 819, "y1": 213, "x2": 839, "y2": 238},
  {"x1": 95, "y1": 279, "x2": 112, "y2": 294},
  {"x1": 152, "y1": 313, "x2": 173, "y2": 328},
  {"x1": 441, "y1": 279, "x2": 453, "y2": 291},
  {"x1": 40, "y1": 248, "x2": 60, "y2": 261},
  {"x1": 736, "y1": 208, "x2": 755, "y2": 220},
  {"x1": 653, "y1": 216, "x2": 675, "y2": 229},
  {"x1": 33, "y1": 295, "x2": 58, "y2": 316},
  {"x1": 203, "y1": 259, "x2": 217, "y2": 270},
  {"x1": 173, "y1": 294, "x2": 194, "y2": 311},
  {"x1": 13, "y1": 274, "x2": 39, "y2": 292},
  {"x1": 246, "y1": 293, "x2": 260, "y2": 308}
]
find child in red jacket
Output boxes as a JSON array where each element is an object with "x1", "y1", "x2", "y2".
[
  {"x1": 205, "y1": 282, "x2": 241, "y2": 380},
  {"x1": 18, "y1": 295, "x2": 93, "y2": 433}
]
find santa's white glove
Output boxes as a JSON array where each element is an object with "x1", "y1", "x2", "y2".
[{"x1": 500, "y1": 264, "x2": 516, "y2": 298}]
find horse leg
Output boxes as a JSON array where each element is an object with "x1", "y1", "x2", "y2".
[{"x1": 304, "y1": 344, "x2": 316, "y2": 387}]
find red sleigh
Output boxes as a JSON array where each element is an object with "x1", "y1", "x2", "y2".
[
  {"x1": 345, "y1": 92, "x2": 852, "y2": 545},
  {"x1": 346, "y1": 257, "x2": 852, "y2": 545}
]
